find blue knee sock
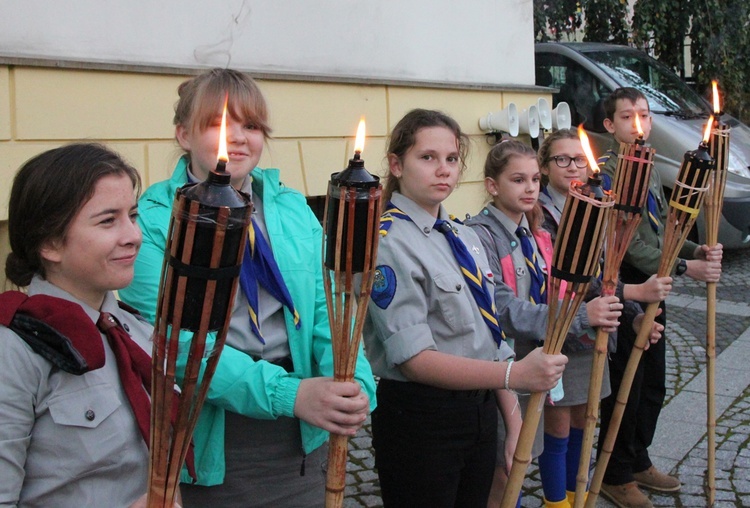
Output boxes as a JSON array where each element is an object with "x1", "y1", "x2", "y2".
[
  {"x1": 566, "y1": 427, "x2": 584, "y2": 492},
  {"x1": 539, "y1": 432, "x2": 568, "y2": 502}
]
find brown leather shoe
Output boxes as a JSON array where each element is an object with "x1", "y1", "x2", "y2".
[
  {"x1": 600, "y1": 482, "x2": 653, "y2": 508},
  {"x1": 632, "y1": 465, "x2": 681, "y2": 492}
]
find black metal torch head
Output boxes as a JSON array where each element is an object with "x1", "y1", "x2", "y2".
[
  {"x1": 581, "y1": 173, "x2": 605, "y2": 200},
  {"x1": 324, "y1": 154, "x2": 380, "y2": 272},
  {"x1": 167, "y1": 175, "x2": 252, "y2": 331}
]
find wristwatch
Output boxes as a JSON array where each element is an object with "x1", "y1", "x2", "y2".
[{"x1": 675, "y1": 258, "x2": 688, "y2": 276}]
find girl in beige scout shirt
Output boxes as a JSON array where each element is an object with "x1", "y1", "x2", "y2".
[
  {"x1": 0, "y1": 144, "x2": 178, "y2": 508},
  {"x1": 363, "y1": 109, "x2": 568, "y2": 508}
]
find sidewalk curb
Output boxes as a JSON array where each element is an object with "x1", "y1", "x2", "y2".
[{"x1": 651, "y1": 320, "x2": 750, "y2": 473}]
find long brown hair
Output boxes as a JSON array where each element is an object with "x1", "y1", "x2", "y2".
[
  {"x1": 484, "y1": 140, "x2": 544, "y2": 232},
  {"x1": 6, "y1": 143, "x2": 141, "y2": 287},
  {"x1": 382, "y1": 109, "x2": 469, "y2": 208}
]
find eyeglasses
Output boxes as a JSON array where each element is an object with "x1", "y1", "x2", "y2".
[{"x1": 549, "y1": 155, "x2": 589, "y2": 169}]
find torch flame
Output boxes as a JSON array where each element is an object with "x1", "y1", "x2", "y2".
[
  {"x1": 703, "y1": 115, "x2": 714, "y2": 144},
  {"x1": 354, "y1": 117, "x2": 366, "y2": 154},
  {"x1": 578, "y1": 125, "x2": 599, "y2": 173},
  {"x1": 217, "y1": 93, "x2": 229, "y2": 163},
  {"x1": 712, "y1": 80, "x2": 721, "y2": 114},
  {"x1": 635, "y1": 113, "x2": 644, "y2": 138}
]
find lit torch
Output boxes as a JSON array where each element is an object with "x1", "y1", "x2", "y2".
[
  {"x1": 574, "y1": 113, "x2": 655, "y2": 507},
  {"x1": 704, "y1": 79, "x2": 729, "y2": 505},
  {"x1": 587, "y1": 117, "x2": 715, "y2": 508},
  {"x1": 147, "y1": 95, "x2": 253, "y2": 507},
  {"x1": 216, "y1": 93, "x2": 229, "y2": 173},
  {"x1": 323, "y1": 118, "x2": 381, "y2": 508},
  {"x1": 501, "y1": 126, "x2": 614, "y2": 508}
]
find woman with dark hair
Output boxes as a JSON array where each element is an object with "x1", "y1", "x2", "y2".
[{"x1": 0, "y1": 143, "x2": 161, "y2": 507}]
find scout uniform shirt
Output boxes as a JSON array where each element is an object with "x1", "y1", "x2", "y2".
[
  {"x1": 363, "y1": 191, "x2": 513, "y2": 382},
  {"x1": 0, "y1": 277, "x2": 151, "y2": 507}
]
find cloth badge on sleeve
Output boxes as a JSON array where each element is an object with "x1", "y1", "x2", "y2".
[{"x1": 371, "y1": 265, "x2": 397, "y2": 309}]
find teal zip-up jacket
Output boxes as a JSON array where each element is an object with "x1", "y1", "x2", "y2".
[{"x1": 119, "y1": 157, "x2": 377, "y2": 486}]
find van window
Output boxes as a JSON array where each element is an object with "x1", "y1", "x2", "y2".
[
  {"x1": 585, "y1": 50, "x2": 711, "y2": 117},
  {"x1": 536, "y1": 53, "x2": 608, "y2": 132}
]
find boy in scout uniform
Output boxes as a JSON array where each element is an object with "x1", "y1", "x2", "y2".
[{"x1": 596, "y1": 87, "x2": 723, "y2": 508}]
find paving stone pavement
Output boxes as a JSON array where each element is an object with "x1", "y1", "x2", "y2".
[{"x1": 342, "y1": 249, "x2": 750, "y2": 507}]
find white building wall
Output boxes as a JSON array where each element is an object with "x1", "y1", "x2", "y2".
[{"x1": 0, "y1": 0, "x2": 536, "y2": 86}]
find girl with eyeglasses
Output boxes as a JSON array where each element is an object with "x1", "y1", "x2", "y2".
[
  {"x1": 466, "y1": 139, "x2": 625, "y2": 508},
  {"x1": 534, "y1": 129, "x2": 670, "y2": 506}
]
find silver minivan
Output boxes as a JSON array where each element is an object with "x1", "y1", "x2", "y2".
[{"x1": 535, "y1": 42, "x2": 750, "y2": 248}]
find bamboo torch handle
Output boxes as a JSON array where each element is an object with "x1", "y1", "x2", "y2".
[
  {"x1": 586, "y1": 301, "x2": 660, "y2": 508},
  {"x1": 706, "y1": 280, "x2": 717, "y2": 505},
  {"x1": 573, "y1": 326, "x2": 610, "y2": 507},
  {"x1": 500, "y1": 391, "x2": 546, "y2": 508}
]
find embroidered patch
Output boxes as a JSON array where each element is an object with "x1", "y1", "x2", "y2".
[{"x1": 371, "y1": 265, "x2": 397, "y2": 309}]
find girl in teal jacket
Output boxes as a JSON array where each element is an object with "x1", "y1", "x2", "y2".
[{"x1": 119, "y1": 69, "x2": 376, "y2": 507}]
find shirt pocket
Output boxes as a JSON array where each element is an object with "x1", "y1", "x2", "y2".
[
  {"x1": 46, "y1": 383, "x2": 130, "y2": 470},
  {"x1": 432, "y1": 272, "x2": 474, "y2": 335}
]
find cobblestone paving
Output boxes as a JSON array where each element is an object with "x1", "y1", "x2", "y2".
[
  {"x1": 342, "y1": 250, "x2": 750, "y2": 507},
  {"x1": 669, "y1": 385, "x2": 750, "y2": 508}
]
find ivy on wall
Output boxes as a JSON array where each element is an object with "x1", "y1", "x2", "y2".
[
  {"x1": 533, "y1": 0, "x2": 750, "y2": 122},
  {"x1": 581, "y1": 0, "x2": 629, "y2": 45},
  {"x1": 533, "y1": 0, "x2": 582, "y2": 42},
  {"x1": 688, "y1": 0, "x2": 750, "y2": 120}
]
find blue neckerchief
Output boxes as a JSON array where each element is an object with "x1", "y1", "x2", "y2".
[
  {"x1": 515, "y1": 226, "x2": 547, "y2": 305},
  {"x1": 382, "y1": 202, "x2": 505, "y2": 347},
  {"x1": 646, "y1": 191, "x2": 661, "y2": 233},
  {"x1": 239, "y1": 218, "x2": 301, "y2": 344},
  {"x1": 184, "y1": 170, "x2": 299, "y2": 343}
]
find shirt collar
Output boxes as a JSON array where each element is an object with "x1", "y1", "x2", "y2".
[
  {"x1": 29, "y1": 275, "x2": 119, "y2": 323},
  {"x1": 485, "y1": 204, "x2": 530, "y2": 236},
  {"x1": 546, "y1": 185, "x2": 567, "y2": 212},
  {"x1": 391, "y1": 192, "x2": 450, "y2": 236}
]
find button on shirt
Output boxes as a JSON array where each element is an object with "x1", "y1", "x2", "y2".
[{"x1": 363, "y1": 192, "x2": 514, "y2": 381}]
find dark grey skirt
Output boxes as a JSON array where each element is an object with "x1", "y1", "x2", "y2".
[{"x1": 181, "y1": 411, "x2": 327, "y2": 507}]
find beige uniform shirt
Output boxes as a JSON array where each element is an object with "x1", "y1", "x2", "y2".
[
  {"x1": 0, "y1": 277, "x2": 150, "y2": 507},
  {"x1": 363, "y1": 192, "x2": 513, "y2": 381}
]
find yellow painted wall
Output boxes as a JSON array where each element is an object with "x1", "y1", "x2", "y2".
[{"x1": 0, "y1": 64, "x2": 549, "y2": 289}]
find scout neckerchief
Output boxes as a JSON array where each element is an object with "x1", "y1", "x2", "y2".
[
  {"x1": 515, "y1": 226, "x2": 547, "y2": 305},
  {"x1": 186, "y1": 168, "x2": 300, "y2": 344},
  {"x1": 380, "y1": 203, "x2": 505, "y2": 347},
  {"x1": 0, "y1": 292, "x2": 151, "y2": 443},
  {"x1": 239, "y1": 218, "x2": 301, "y2": 344}
]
